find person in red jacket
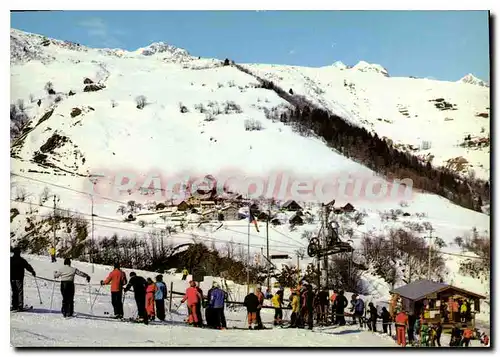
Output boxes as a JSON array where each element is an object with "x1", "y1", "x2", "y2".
[
  {"x1": 395, "y1": 310, "x2": 409, "y2": 347},
  {"x1": 181, "y1": 280, "x2": 202, "y2": 327},
  {"x1": 100, "y1": 262, "x2": 127, "y2": 318},
  {"x1": 145, "y1": 278, "x2": 157, "y2": 321}
]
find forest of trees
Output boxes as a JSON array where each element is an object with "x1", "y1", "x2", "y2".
[{"x1": 235, "y1": 64, "x2": 489, "y2": 212}]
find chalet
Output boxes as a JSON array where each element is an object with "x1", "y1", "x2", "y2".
[
  {"x1": 257, "y1": 211, "x2": 270, "y2": 221},
  {"x1": 219, "y1": 205, "x2": 239, "y2": 221},
  {"x1": 201, "y1": 209, "x2": 218, "y2": 221},
  {"x1": 343, "y1": 203, "x2": 355, "y2": 212},
  {"x1": 270, "y1": 218, "x2": 282, "y2": 226},
  {"x1": 200, "y1": 201, "x2": 216, "y2": 209},
  {"x1": 282, "y1": 200, "x2": 303, "y2": 211},
  {"x1": 155, "y1": 202, "x2": 167, "y2": 211},
  {"x1": 289, "y1": 213, "x2": 304, "y2": 226},
  {"x1": 403, "y1": 212, "x2": 411, "y2": 217},
  {"x1": 390, "y1": 279, "x2": 486, "y2": 329},
  {"x1": 177, "y1": 201, "x2": 190, "y2": 212}
]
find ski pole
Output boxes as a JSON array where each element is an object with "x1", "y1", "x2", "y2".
[
  {"x1": 88, "y1": 283, "x2": 93, "y2": 314},
  {"x1": 34, "y1": 276, "x2": 43, "y2": 305},
  {"x1": 49, "y1": 280, "x2": 56, "y2": 311},
  {"x1": 90, "y1": 285, "x2": 102, "y2": 311}
]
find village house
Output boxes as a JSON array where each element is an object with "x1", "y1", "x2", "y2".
[
  {"x1": 257, "y1": 211, "x2": 270, "y2": 221},
  {"x1": 200, "y1": 200, "x2": 216, "y2": 210},
  {"x1": 281, "y1": 200, "x2": 303, "y2": 211},
  {"x1": 343, "y1": 203, "x2": 355, "y2": 212},
  {"x1": 176, "y1": 200, "x2": 190, "y2": 212},
  {"x1": 289, "y1": 213, "x2": 304, "y2": 226},
  {"x1": 201, "y1": 208, "x2": 218, "y2": 221},
  {"x1": 390, "y1": 279, "x2": 485, "y2": 330},
  {"x1": 219, "y1": 205, "x2": 239, "y2": 221}
]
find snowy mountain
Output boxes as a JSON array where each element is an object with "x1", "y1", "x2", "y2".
[
  {"x1": 458, "y1": 73, "x2": 489, "y2": 88},
  {"x1": 246, "y1": 63, "x2": 490, "y2": 180},
  {"x1": 331, "y1": 60, "x2": 348, "y2": 70},
  {"x1": 351, "y1": 60, "x2": 389, "y2": 76},
  {"x1": 10, "y1": 27, "x2": 490, "y2": 336}
]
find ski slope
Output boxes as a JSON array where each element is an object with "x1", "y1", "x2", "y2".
[
  {"x1": 10, "y1": 255, "x2": 485, "y2": 347},
  {"x1": 10, "y1": 28, "x2": 490, "y2": 340}
]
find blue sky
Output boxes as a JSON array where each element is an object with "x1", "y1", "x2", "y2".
[{"x1": 11, "y1": 10, "x2": 490, "y2": 81}]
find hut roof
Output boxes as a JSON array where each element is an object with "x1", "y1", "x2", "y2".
[{"x1": 390, "y1": 279, "x2": 486, "y2": 301}]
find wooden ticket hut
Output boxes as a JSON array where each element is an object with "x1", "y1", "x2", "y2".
[{"x1": 390, "y1": 280, "x2": 485, "y2": 330}]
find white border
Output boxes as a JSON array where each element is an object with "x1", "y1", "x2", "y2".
[{"x1": 4, "y1": 2, "x2": 497, "y2": 356}]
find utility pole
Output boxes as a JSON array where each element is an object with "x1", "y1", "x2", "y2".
[
  {"x1": 53, "y1": 195, "x2": 57, "y2": 250},
  {"x1": 247, "y1": 204, "x2": 250, "y2": 294},
  {"x1": 297, "y1": 253, "x2": 300, "y2": 285},
  {"x1": 266, "y1": 209, "x2": 270, "y2": 290},
  {"x1": 321, "y1": 203, "x2": 329, "y2": 289},
  {"x1": 90, "y1": 193, "x2": 95, "y2": 273},
  {"x1": 427, "y1": 226, "x2": 433, "y2": 281}
]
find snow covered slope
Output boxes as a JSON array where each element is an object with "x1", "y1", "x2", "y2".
[
  {"x1": 244, "y1": 63, "x2": 490, "y2": 180},
  {"x1": 10, "y1": 28, "x2": 490, "y2": 332}
]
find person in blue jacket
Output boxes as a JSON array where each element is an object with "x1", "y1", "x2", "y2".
[
  {"x1": 209, "y1": 282, "x2": 226, "y2": 329},
  {"x1": 353, "y1": 295, "x2": 365, "y2": 328},
  {"x1": 154, "y1": 275, "x2": 167, "y2": 321}
]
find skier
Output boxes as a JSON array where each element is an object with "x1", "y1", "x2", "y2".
[
  {"x1": 255, "y1": 287, "x2": 265, "y2": 329},
  {"x1": 181, "y1": 267, "x2": 189, "y2": 281},
  {"x1": 181, "y1": 280, "x2": 202, "y2": 327},
  {"x1": 380, "y1": 306, "x2": 392, "y2": 335},
  {"x1": 290, "y1": 288, "x2": 300, "y2": 328},
  {"x1": 154, "y1": 275, "x2": 167, "y2": 321},
  {"x1": 195, "y1": 282, "x2": 204, "y2": 326},
  {"x1": 420, "y1": 321, "x2": 430, "y2": 346},
  {"x1": 10, "y1": 247, "x2": 36, "y2": 311},
  {"x1": 353, "y1": 294, "x2": 365, "y2": 328},
  {"x1": 407, "y1": 313, "x2": 416, "y2": 345},
  {"x1": 434, "y1": 322, "x2": 442, "y2": 347},
  {"x1": 450, "y1": 323, "x2": 462, "y2": 346},
  {"x1": 395, "y1": 309, "x2": 409, "y2": 347},
  {"x1": 54, "y1": 258, "x2": 91, "y2": 317},
  {"x1": 205, "y1": 283, "x2": 215, "y2": 328},
  {"x1": 264, "y1": 288, "x2": 273, "y2": 299},
  {"x1": 304, "y1": 284, "x2": 314, "y2": 330},
  {"x1": 349, "y1": 293, "x2": 358, "y2": 325},
  {"x1": 100, "y1": 262, "x2": 127, "y2": 319},
  {"x1": 123, "y1": 272, "x2": 148, "y2": 324},
  {"x1": 243, "y1": 288, "x2": 260, "y2": 330},
  {"x1": 145, "y1": 277, "x2": 157, "y2": 321},
  {"x1": 461, "y1": 325, "x2": 473, "y2": 347},
  {"x1": 317, "y1": 288, "x2": 329, "y2": 325},
  {"x1": 49, "y1": 246, "x2": 56, "y2": 263},
  {"x1": 330, "y1": 290, "x2": 337, "y2": 324},
  {"x1": 335, "y1": 290, "x2": 348, "y2": 326},
  {"x1": 367, "y1": 302, "x2": 378, "y2": 332},
  {"x1": 460, "y1": 301, "x2": 467, "y2": 323},
  {"x1": 209, "y1": 282, "x2": 225, "y2": 329},
  {"x1": 271, "y1": 289, "x2": 284, "y2": 326}
]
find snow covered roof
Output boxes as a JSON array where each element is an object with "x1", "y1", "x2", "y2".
[{"x1": 390, "y1": 280, "x2": 486, "y2": 301}]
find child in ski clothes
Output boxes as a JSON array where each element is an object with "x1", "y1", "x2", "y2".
[
  {"x1": 290, "y1": 289, "x2": 300, "y2": 328},
  {"x1": 461, "y1": 326, "x2": 474, "y2": 347},
  {"x1": 181, "y1": 281, "x2": 202, "y2": 326},
  {"x1": 209, "y1": 282, "x2": 226, "y2": 329},
  {"x1": 255, "y1": 287, "x2": 265, "y2": 329},
  {"x1": 244, "y1": 289, "x2": 260, "y2": 329},
  {"x1": 420, "y1": 322, "x2": 430, "y2": 346},
  {"x1": 181, "y1": 268, "x2": 188, "y2": 281},
  {"x1": 154, "y1": 275, "x2": 167, "y2": 321},
  {"x1": 395, "y1": 310, "x2": 408, "y2": 346},
  {"x1": 460, "y1": 302, "x2": 468, "y2": 322},
  {"x1": 100, "y1": 263, "x2": 127, "y2": 318},
  {"x1": 272, "y1": 290, "x2": 283, "y2": 326},
  {"x1": 49, "y1": 246, "x2": 56, "y2": 263},
  {"x1": 54, "y1": 258, "x2": 91, "y2": 317},
  {"x1": 145, "y1": 278, "x2": 157, "y2": 320}
]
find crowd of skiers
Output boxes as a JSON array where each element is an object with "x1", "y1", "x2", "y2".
[
  {"x1": 99, "y1": 263, "x2": 168, "y2": 324},
  {"x1": 9, "y1": 248, "x2": 490, "y2": 348}
]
